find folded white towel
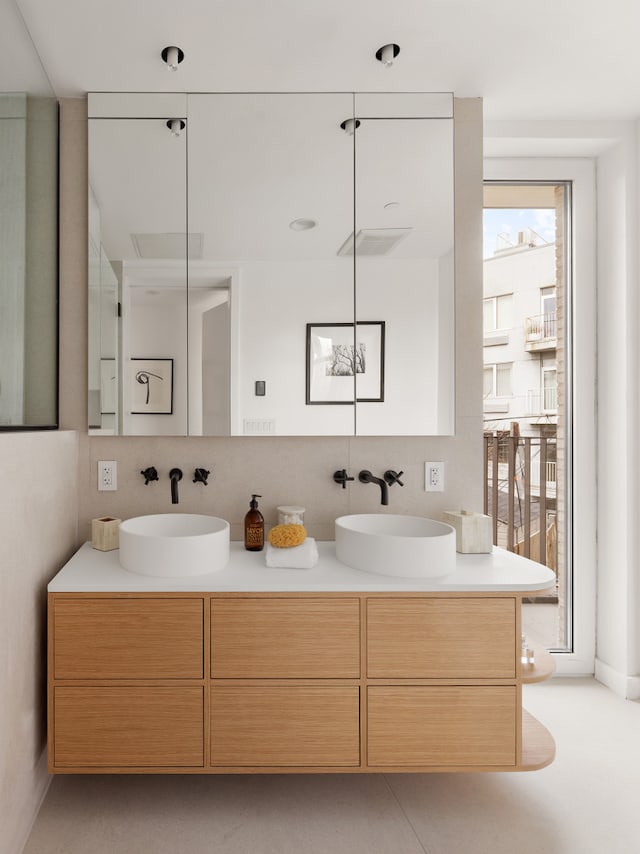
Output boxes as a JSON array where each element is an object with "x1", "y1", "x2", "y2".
[{"x1": 265, "y1": 538, "x2": 319, "y2": 569}]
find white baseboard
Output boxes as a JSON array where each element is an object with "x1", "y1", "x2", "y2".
[{"x1": 595, "y1": 658, "x2": 640, "y2": 699}]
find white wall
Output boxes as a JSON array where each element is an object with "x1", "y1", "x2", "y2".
[
  {"x1": 594, "y1": 126, "x2": 640, "y2": 697},
  {"x1": 0, "y1": 431, "x2": 78, "y2": 854}
]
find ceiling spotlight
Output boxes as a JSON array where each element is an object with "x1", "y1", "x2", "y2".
[
  {"x1": 161, "y1": 45, "x2": 185, "y2": 71},
  {"x1": 375, "y1": 43, "x2": 400, "y2": 67},
  {"x1": 340, "y1": 118, "x2": 361, "y2": 136},
  {"x1": 166, "y1": 119, "x2": 186, "y2": 137}
]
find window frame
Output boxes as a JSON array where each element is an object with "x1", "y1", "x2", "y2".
[{"x1": 483, "y1": 160, "x2": 596, "y2": 676}]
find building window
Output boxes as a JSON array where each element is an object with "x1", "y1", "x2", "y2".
[
  {"x1": 483, "y1": 293, "x2": 513, "y2": 333},
  {"x1": 483, "y1": 362, "x2": 512, "y2": 397}
]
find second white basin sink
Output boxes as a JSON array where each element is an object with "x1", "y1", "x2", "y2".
[
  {"x1": 335, "y1": 514, "x2": 456, "y2": 578},
  {"x1": 119, "y1": 513, "x2": 230, "y2": 577}
]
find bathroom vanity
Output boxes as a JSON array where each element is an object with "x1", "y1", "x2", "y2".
[{"x1": 47, "y1": 543, "x2": 555, "y2": 774}]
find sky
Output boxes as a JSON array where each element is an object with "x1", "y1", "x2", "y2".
[{"x1": 483, "y1": 208, "x2": 556, "y2": 259}]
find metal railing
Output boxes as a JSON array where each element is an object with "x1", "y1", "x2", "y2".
[
  {"x1": 484, "y1": 433, "x2": 557, "y2": 571},
  {"x1": 525, "y1": 311, "x2": 557, "y2": 344}
]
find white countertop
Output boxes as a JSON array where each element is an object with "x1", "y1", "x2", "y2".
[{"x1": 48, "y1": 541, "x2": 556, "y2": 593}]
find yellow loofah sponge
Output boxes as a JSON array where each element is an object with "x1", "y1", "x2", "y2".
[{"x1": 268, "y1": 523, "x2": 307, "y2": 548}]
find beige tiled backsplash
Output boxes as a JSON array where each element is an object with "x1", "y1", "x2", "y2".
[{"x1": 80, "y1": 422, "x2": 483, "y2": 543}]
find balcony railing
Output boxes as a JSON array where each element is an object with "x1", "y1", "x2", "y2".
[
  {"x1": 526, "y1": 386, "x2": 557, "y2": 415},
  {"x1": 484, "y1": 434, "x2": 557, "y2": 572},
  {"x1": 525, "y1": 312, "x2": 557, "y2": 351}
]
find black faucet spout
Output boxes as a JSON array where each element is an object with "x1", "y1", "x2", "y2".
[
  {"x1": 358, "y1": 470, "x2": 389, "y2": 506},
  {"x1": 169, "y1": 468, "x2": 183, "y2": 504}
]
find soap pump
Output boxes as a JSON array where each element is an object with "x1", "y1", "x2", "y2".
[{"x1": 244, "y1": 494, "x2": 264, "y2": 551}]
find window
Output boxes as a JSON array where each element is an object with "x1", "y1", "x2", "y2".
[
  {"x1": 483, "y1": 293, "x2": 513, "y2": 333},
  {"x1": 483, "y1": 160, "x2": 596, "y2": 677},
  {"x1": 483, "y1": 362, "x2": 512, "y2": 397}
]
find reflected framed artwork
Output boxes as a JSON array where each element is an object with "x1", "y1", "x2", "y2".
[
  {"x1": 306, "y1": 321, "x2": 385, "y2": 404},
  {"x1": 130, "y1": 358, "x2": 173, "y2": 414}
]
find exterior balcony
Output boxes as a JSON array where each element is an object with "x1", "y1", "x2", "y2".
[{"x1": 525, "y1": 312, "x2": 557, "y2": 352}]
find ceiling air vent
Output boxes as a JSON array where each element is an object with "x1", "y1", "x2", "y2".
[
  {"x1": 337, "y1": 227, "x2": 413, "y2": 257},
  {"x1": 131, "y1": 233, "x2": 204, "y2": 260}
]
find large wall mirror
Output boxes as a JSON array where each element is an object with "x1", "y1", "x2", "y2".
[
  {"x1": 88, "y1": 92, "x2": 454, "y2": 437},
  {"x1": 0, "y1": 4, "x2": 58, "y2": 430}
]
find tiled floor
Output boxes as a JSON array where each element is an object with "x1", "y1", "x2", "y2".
[{"x1": 23, "y1": 679, "x2": 640, "y2": 854}]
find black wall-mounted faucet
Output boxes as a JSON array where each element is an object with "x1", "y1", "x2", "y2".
[
  {"x1": 359, "y1": 470, "x2": 389, "y2": 506},
  {"x1": 384, "y1": 469, "x2": 405, "y2": 488},
  {"x1": 333, "y1": 469, "x2": 355, "y2": 489},
  {"x1": 169, "y1": 468, "x2": 183, "y2": 504},
  {"x1": 140, "y1": 466, "x2": 159, "y2": 485}
]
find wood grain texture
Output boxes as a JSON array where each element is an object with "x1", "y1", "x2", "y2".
[
  {"x1": 211, "y1": 598, "x2": 360, "y2": 678},
  {"x1": 53, "y1": 598, "x2": 204, "y2": 679},
  {"x1": 367, "y1": 598, "x2": 516, "y2": 678},
  {"x1": 520, "y1": 709, "x2": 556, "y2": 770},
  {"x1": 367, "y1": 686, "x2": 517, "y2": 767},
  {"x1": 211, "y1": 685, "x2": 360, "y2": 766},
  {"x1": 53, "y1": 686, "x2": 204, "y2": 767}
]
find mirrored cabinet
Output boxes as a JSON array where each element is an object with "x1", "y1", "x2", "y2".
[{"x1": 88, "y1": 92, "x2": 454, "y2": 437}]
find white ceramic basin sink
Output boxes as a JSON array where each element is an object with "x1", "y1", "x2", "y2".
[
  {"x1": 119, "y1": 514, "x2": 230, "y2": 577},
  {"x1": 335, "y1": 514, "x2": 456, "y2": 578}
]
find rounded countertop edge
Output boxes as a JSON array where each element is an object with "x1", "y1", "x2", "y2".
[{"x1": 48, "y1": 541, "x2": 557, "y2": 594}]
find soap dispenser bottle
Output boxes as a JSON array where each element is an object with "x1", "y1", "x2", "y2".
[{"x1": 244, "y1": 494, "x2": 264, "y2": 551}]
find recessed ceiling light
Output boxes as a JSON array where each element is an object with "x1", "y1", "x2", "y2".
[
  {"x1": 161, "y1": 46, "x2": 184, "y2": 71},
  {"x1": 166, "y1": 119, "x2": 186, "y2": 137},
  {"x1": 340, "y1": 118, "x2": 361, "y2": 136},
  {"x1": 289, "y1": 218, "x2": 318, "y2": 231},
  {"x1": 375, "y1": 43, "x2": 400, "y2": 67}
]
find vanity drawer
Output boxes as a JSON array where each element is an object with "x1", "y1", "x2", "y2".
[
  {"x1": 211, "y1": 598, "x2": 360, "y2": 678},
  {"x1": 367, "y1": 685, "x2": 516, "y2": 767},
  {"x1": 367, "y1": 597, "x2": 516, "y2": 679},
  {"x1": 53, "y1": 686, "x2": 204, "y2": 767},
  {"x1": 211, "y1": 685, "x2": 360, "y2": 767},
  {"x1": 53, "y1": 598, "x2": 204, "y2": 679}
]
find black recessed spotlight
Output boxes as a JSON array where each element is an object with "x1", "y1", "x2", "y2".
[
  {"x1": 161, "y1": 45, "x2": 185, "y2": 70},
  {"x1": 375, "y1": 43, "x2": 400, "y2": 67}
]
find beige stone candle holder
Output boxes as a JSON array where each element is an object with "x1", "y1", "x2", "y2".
[{"x1": 91, "y1": 517, "x2": 121, "y2": 551}]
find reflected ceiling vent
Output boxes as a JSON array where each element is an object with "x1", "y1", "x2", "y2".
[
  {"x1": 131, "y1": 233, "x2": 204, "y2": 260},
  {"x1": 337, "y1": 227, "x2": 413, "y2": 256}
]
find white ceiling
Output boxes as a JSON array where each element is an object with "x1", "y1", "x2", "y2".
[{"x1": 11, "y1": 0, "x2": 640, "y2": 121}]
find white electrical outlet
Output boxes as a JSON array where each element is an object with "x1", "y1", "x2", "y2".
[
  {"x1": 98, "y1": 460, "x2": 117, "y2": 491},
  {"x1": 424, "y1": 461, "x2": 444, "y2": 492}
]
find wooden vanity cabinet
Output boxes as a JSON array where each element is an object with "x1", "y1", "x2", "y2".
[
  {"x1": 48, "y1": 596, "x2": 206, "y2": 771},
  {"x1": 48, "y1": 590, "x2": 554, "y2": 774}
]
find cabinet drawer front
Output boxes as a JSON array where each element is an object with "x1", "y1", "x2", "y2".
[
  {"x1": 53, "y1": 686, "x2": 204, "y2": 767},
  {"x1": 211, "y1": 686, "x2": 360, "y2": 767},
  {"x1": 53, "y1": 598, "x2": 203, "y2": 679},
  {"x1": 368, "y1": 686, "x2": 516, "y2": 767},
  {"x1": 211, "y1": 598, "x2": 360, "y2": 678},
  {"x1": 367, "y1": 598, "x2": 515, "y2": 678}
]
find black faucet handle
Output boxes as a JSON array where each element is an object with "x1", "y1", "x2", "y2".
[
  {"x1": 140, "y1": 466, "x2": 159, "y2": 485},
  {"x1": 193, "y1": 467, "x2": 210, "y2": 485},
  {"x1": 333, "y1": 469, "x2": 355, "y2": 489},
  {"x1": 384, "y1": 469, "x2": 405, "y2": 487}
]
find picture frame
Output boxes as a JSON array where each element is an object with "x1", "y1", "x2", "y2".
[
  {"x1": 99, "y1": 358, "x2": 117, "y2": 415},
  {"x1": 306, "y1": 321, "x2": 385, "y2": 405},
  {"x1": 130, "y1": 358, "x2": 173, "y2": 414}
]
